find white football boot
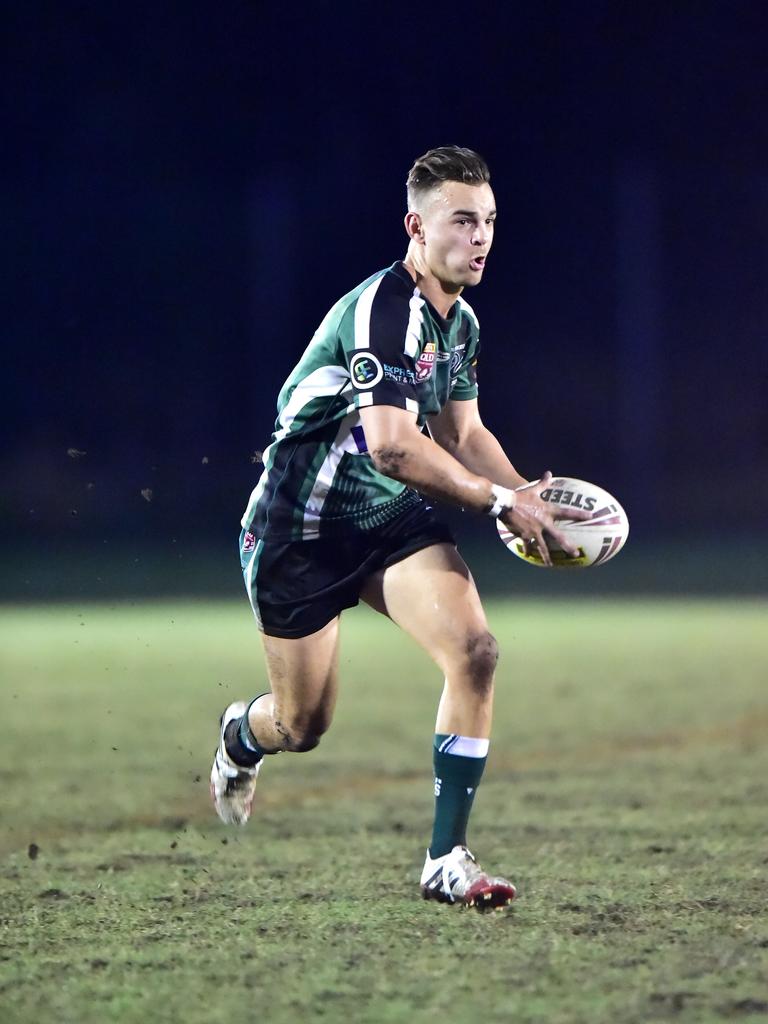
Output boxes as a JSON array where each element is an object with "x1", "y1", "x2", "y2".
[
  {"x1": 420, "y1": 845, "x2": 516, "y2": 910},
  {"x1": 210, "y1": 701, "x2": 263, "y2": 825}
]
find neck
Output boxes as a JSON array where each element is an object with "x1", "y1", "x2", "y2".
[{"x1": 402, "y1": 243, "x2": 461, "y2": 319}]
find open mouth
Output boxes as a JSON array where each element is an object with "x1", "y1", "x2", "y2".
[{"x1": 469, "y1": 256, "x2": 486, "y2": 272}]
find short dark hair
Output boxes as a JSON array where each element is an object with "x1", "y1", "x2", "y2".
[{"x1": 406, "y1": 146, "x2": 490, "y2": 208}]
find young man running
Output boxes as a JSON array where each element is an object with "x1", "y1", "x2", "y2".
[{"x1": 210, "y1": 146, "x2": 582, "y2": 910}]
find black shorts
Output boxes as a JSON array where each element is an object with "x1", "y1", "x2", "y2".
[{"x1": 239, "y1": 501, "x2": 455, "y2": 639}]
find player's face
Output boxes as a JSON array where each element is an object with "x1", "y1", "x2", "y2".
[{"x1": 418, "y1": 181, "x2": 496, "y2": 289}]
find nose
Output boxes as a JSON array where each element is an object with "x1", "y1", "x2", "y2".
[{"x1": 471, "y1": 224, "x2": 489, "y2": 247}]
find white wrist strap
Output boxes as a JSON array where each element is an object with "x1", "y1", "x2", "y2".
[{"x1": 487, "y1": 484, "x2": 516, "y2": 518}]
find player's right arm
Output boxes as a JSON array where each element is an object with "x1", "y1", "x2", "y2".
[
  {"x1": 359, "y1": 404, "x2": 582, "y2": 565},
  {"x1": 360, "y1": 404, "x2": 497, "y2": 514}
]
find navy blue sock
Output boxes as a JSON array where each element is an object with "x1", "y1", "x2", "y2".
[{"x1": 223, "y1": 696, "x2": 269, "y2": 767}]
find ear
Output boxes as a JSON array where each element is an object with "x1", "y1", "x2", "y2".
[{"x1": 404, "y1": 211, "x2": 425, "y2": 243}]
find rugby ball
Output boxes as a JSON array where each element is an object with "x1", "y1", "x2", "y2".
[{"x1": 496, "y1": 477, "x2": 629, "y2": 568}]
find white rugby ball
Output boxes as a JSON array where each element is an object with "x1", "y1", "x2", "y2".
[{"x1": 496, "y1": 477, "x2": 629, "y2": 568}]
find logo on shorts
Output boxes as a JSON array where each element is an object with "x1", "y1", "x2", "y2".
[
  {"x1": 350, "y1": 351, "x2": 384, "y2": 389},
  {"x1": 243, "y1": 531, "x2": 256, "y2": 553},
  {"x1": 415, "y1": 341, "x2": 437, "y2": 382}
]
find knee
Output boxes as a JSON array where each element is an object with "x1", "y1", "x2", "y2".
[
  {"x1": 463, "y1": 630, "x2": 499, "y2": 697},
  {"x1": 286, "y1": 729, "x2": 321, "y2": 753},
  {"x1": 274, "y1": 711, "x2": 331, "y2": 753}
]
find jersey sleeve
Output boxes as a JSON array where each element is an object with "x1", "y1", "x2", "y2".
[
  {"x1": 449, "y1": 324, "x2": 480, "y2": 401},
  {"x1": 344, "y1": 275, "x2": 420, "y2": 414}
]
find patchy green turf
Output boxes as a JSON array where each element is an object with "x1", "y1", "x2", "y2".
[{"x1": 1, "y1": 599, "x2": 767, "y2": 1024}]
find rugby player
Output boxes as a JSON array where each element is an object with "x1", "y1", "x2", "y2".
[{"x1": 210, "y1": 146, "x2": 584, "y2": 909}]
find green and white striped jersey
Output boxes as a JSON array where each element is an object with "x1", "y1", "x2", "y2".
[{"x1": 242, "y1": 261, "x2": 480, "y2": 541}]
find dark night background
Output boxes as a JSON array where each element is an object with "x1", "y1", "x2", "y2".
[{"x1": 3, "y1": 2, "x2": 767, "y2": 597}]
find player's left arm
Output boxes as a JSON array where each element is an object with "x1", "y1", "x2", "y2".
[{"x1": 428, "y1": 398, "x2": 529, "y2": 490}]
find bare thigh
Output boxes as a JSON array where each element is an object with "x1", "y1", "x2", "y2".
[
  {"x1": 360, "y1": 543, "x2": 492, "y2": 673},
  {"x1": 360, "y1": 543, "x2": 498, "y2": 736}
]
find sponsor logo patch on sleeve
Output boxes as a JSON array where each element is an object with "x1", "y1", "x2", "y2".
[{"x1": 350, "y1": 351, "x2": 384, "y2": 389}]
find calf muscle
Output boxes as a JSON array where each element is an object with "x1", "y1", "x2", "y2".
[{"x1": 247, "y1": 620, "x2": 341, "y2": 753}]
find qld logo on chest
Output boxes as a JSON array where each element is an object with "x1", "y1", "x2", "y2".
[{"x1": 416, "y1": 341, "x2": 437, "y2": 382}]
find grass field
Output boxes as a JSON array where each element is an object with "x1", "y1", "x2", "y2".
[{"x1": 1, "y1": 598, "x2": 767, "y2": 1024}]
